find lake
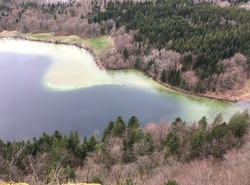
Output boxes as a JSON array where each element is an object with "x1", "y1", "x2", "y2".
[{"x1": 0, "y1": 39, "x2": 249, "y2": 141}]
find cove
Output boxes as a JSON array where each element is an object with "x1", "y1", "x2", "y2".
[{"x1": 0, "y1": 39, "x2": 248, "y2": 141}]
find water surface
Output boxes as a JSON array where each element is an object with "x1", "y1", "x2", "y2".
[{"x1": 0, "y1": 39, "x2": 248, "y2": 141}]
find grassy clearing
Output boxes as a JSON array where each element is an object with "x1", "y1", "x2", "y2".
[
  {"x1": 25, "y1": 32, "x2": 54, "y2": 39},
  {"x1": 81, "y1": 37, "x2": 111, "y2": 52},
  {"x1": 0, "y1": 31, "x2": 112, "y2": 54},
  {"x1": 25, "y1": 33, "x2": 112, "y2": 54}
]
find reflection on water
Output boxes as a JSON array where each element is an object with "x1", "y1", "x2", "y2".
[{"x1": 0, "y1": 39, "x2": 248, "y2": 141}]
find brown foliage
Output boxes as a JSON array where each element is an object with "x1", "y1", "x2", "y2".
[
  {"x1": 144, "y1": 120, "x2": 169, "y2": 148},
  {"x1": 210, "y1": 53, "x2": 248, "y2": 92}
]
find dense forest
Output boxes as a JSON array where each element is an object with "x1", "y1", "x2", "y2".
[
  {"x1": 90, "y1": 0, "x2": 250, "y2": 93},
  {"x1": 0, "y1": 111, "x2": 249, "y2": 184},
  {"x1": 0, "y1": 0, "x2": 250, "y2": 95}
]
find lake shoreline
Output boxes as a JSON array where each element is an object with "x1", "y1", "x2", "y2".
[
  {"x1": 0, "y1": 35, "x2": 106, "y2": 71},
  {"x1": 0, "y1": 31, "x2": 248, "y2": 103}
]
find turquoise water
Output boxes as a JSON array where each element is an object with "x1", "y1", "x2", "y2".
[{"x1": 0, "y1": 39, "x2": 248, "y2": 141}]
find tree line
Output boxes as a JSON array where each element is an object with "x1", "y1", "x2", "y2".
[{"x1": 0, "y1": 111, "x2": 249, "y2": 184}]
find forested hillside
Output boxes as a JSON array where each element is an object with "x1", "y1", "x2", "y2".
[
  {"x1": 0, "y1": 112, "x2": 250, "y2": 184},
  {"x1": 0, "y1": 0, "x2": 250, "y2": 97},
  {"x1": 90, "y1": 0, "x2": 250, "y2": 94}
]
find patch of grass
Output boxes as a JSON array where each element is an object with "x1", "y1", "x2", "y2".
[
  {"x1": 24, "y1": 33, "x2": 112, "y2": 54},
  {"x1": 25, "y1": 32, "x2": 54, "y2": 39},
  {"x1": 0, "y1": 31, "x2": 112, "y2": 54},
  {"x1": 82, "y1": 36, "x2": 111, "y2": 52}
]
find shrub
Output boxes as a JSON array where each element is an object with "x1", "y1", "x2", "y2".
[
  {"x1": 90, "y1": 176, "x2": 103, "y2": 184},
  {"x1": 165, "y1": 180, "x2": 179, "y2": 185}
]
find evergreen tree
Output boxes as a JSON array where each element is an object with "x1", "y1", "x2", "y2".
[
  {"x1": 124, "y1": 47, "x2": 129, "y2": 60},
  {"x1": 228, "y1": 110, "x2": 249, "y2": 138},
  {"x1": 161, "y1": 69, "x2": 167, "y2": 83},
  {"x1": 128, "y1": 116, "x2": 140, "y2": 130},
  {"x1": 198, "y1": 116, "x2": 207, "y2": 130},
  {"x1": 190, "y1": 129, "x2": 206, "y2": 158},
  {"x1": 53, "y1": 130, "x2": 62, "y2": 141},
  {"x1": 67, "y1": 131, "x2": 80, "y2": 154},
  {"x1": 112, "y1": 116, "x2": 126, "y2": 137},
  {"x1": 88, "y1": 135, "x2": 97, "y2": 152},
  {"x1": 102, "y1": 121, "x2": 114, "y2": 141},
  {"x1": 165, "y1": 132, "x2": 180, "y2": 156}
]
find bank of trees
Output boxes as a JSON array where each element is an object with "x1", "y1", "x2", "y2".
[
  {"x1": 91, "y1": 0, "x2": 250, "y2": 93},
  {"x1": 0, "y1": 0, "x2": 105, "y2": 36},
  {"x1": 92, "y1": 0, "x2": 250, "y2": 63},
  {"x1": 0, "y1": 111, "x2": 249, "y2": 184}
]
